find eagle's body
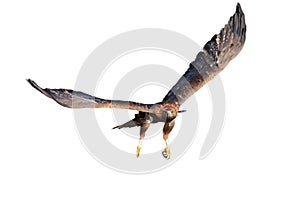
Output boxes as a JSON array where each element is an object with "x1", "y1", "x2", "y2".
[{"x1": 28, "y1": 3, "x2": 246, "y2": 159}]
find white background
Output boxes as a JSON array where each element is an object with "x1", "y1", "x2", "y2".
[{"x1": 1, "y1": 0, "x2": 300, "y2": 199}]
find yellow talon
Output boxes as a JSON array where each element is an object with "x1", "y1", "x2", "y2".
[{"x1": 136, "y1": 145, "x2": 142, "y2": 158}]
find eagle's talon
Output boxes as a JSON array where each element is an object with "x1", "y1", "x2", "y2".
[
  {"x1": 162, "y1": 147, "x2": 171, "y2": 159},
  {"x1": 136, "y1": 145, "x2": 142, "y2": 158}
]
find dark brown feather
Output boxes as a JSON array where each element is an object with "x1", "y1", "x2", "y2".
[
  {"x1": 163, "y1": 3, "x2": 246, "y2": 105},
  {"x1": 27, "y1": 79, "x2": 153, "y2": 112}
]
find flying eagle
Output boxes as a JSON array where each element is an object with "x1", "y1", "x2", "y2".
[{"x1": 27, "y1": 3, "x2": 246, "y2": 159}]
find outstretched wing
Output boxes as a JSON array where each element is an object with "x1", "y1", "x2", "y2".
[
  {"x1": 163, "y1": 3, "x2": 246, "y2": 105},
  {"x1": 27, "y1": 79, "x2": 152, "y2": 112}
]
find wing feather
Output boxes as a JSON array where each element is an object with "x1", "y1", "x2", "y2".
[
  {"x1": 27, "y1": 79, "x2": 152, "y2": 112},
  {"x1": 163, "y1": 3, "x2": 246, "y2": 105}
]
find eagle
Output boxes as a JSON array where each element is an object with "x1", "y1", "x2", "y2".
[{"x1": 27, "y1": 3, "x2": 246, "y2": 159}]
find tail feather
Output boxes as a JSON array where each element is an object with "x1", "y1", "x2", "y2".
[{"x1": 112, "y1": 119, "x2": 138, "y2": 129}]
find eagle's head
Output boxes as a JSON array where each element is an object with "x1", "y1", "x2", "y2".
[{"x1": 162, "y1": 106, "x2": 178, "y2": 122}]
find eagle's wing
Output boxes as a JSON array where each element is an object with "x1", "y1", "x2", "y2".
[
  {"x1": 162, "y1": 3, "x2": 246, "y2": 105},
  {"x1": 27, "y1": 79, "x2": 152, "y2": 112}
]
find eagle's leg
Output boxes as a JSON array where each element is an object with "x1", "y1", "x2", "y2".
[
  {"x1": 136, "y1": 117, "x2": 151, "y2": 158},
  {"x1": 162, "y1": 120, "x2": 175, "y2": 159}
]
